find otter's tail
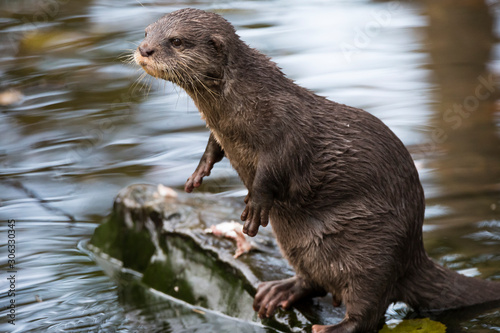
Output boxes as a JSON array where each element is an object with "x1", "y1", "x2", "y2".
[{"x1": 401, "y1": 255, "x2": 500, "y2": 311}]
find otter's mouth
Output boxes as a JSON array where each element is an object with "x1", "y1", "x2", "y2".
[
  {"x1": 134, "y1": 50, "x2": 148, "y2": 68},
  {"x1": 134, "y1": 49, "x2": 162, "y2": 78}
]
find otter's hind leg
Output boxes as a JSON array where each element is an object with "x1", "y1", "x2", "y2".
[
  {"x1": 253, "y1": 276, "x2": 326, "y2": 318},
  {"x1": 312, "y1": 279, "x2": 390, "y2": 333}
]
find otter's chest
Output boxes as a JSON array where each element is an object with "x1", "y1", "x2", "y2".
[{"x1": 209, "y1": 128, "x2": 258, "y2": 187}]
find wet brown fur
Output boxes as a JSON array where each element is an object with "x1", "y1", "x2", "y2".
[{"x1": 135, "y1": 8, "x2": 500, "y2": 332}]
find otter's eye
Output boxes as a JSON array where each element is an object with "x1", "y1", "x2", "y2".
[
  {"x1": 145, "y1": 31, "x2": 148, "y2": 38},
  {"x1": 171, "y1": 38, "x2": 182, "y2": 47}
]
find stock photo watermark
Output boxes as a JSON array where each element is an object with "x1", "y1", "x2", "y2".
[
  {"x1": 5, "y1": 219, "x2": 17, "y2": 326},
  {"x1": 341, "y1": 0, "x2": 402, "y2": 63},
  {"x1": 6, "y1": 0, "x2": 69, "y2": 55},
  {"x1": 420, "y1": 73, "x2": 496, "y2": 155}
]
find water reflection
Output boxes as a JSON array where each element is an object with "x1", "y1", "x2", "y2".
[
  {"x1": 424, "y1": 0, "x2": 499, "y2": 192},
  {"x1": 416, "y1": 0, "x2": 500, "y2": 283}
]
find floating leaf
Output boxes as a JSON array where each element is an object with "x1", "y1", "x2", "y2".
[
  {"x1": 379, "y1": 318, "x2": 446, "y2": 333},
  {"x1": 0, "y1": 89, "x2": 23, "y2": 106}
]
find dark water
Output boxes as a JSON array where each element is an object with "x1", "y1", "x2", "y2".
[{"x1": 0, "y1": 0, "x2": 499, "y2": 332}]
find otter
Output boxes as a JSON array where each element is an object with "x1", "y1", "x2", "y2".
[{"x1": 134, "y1": 8, "x2": 500, "y2": 333}]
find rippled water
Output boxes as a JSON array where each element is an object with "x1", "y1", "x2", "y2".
[{"x1": 0, "y1": 0, "x2": 499, "y2": 332}]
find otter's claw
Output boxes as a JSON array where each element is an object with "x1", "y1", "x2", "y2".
[
  {"x1": 185, "y1": 162, "x2": 212, "y2": 193},
  {"x1": 241, "y1": 195, "x2": 270, "y2": 237},
  {"x1": 253, "y1": 277, "x2": 325, "y2": 318}
]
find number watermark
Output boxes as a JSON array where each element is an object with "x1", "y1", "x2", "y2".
[{"x1": 5, "y1": 219, "x2": 16, "y2": 326}]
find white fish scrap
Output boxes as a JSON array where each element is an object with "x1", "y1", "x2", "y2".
[
  {"x1": 156, "y1": 184, "x2": 178, "y2": 198},
  {"x1": 205, "y1": 221, "x2": 253, "y2": 258}
]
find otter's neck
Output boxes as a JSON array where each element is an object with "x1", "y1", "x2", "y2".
[{"x1": 185, "y1": 40, "x2": 297, "y2": 128}]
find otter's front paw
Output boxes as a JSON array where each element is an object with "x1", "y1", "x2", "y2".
[
  {"x1": 240, "y1": 194, "x2": 271, "y2": 237},
  {"x1": 184, "y1": 161, "x2": 212, "y2": 193}
]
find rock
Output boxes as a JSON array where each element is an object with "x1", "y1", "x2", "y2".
[
  {"x1": 89, "y1": 184, "x2": 452, "y2": 332},
  {"x1": 89, "y1": 184, "x2": 336, "y2": 332}
]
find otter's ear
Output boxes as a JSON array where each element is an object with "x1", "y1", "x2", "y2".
[{"x1": 209, "y1": 35, "x2": 225, "y2": 55}]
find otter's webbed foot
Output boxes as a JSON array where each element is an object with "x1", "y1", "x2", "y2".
[
  {"x1": 253, "y1": 276, "x2": 326, "y2": 318},
  {"x1": 185, "y1": 133, "x2": 224, "y2": 193},
  {"x1": 241, "y1": 193, "x2": 271, "y2": 237}
]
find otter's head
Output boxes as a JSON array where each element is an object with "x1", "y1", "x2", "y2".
[{"x1": 135, "y1": 8, "x2": 237, "y2": 94}]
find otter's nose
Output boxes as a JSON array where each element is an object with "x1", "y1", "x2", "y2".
[{"x1": 139, "y1": 44, "x2": 155, "y2": 57}]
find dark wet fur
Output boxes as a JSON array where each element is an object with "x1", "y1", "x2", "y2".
[{"x1": 136, "y1": 8, "x2": 500, "y2": 332}]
